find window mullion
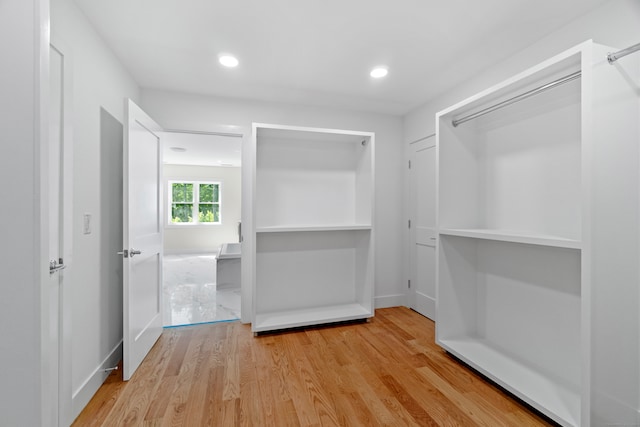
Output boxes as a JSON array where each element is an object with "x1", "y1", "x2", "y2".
[{"x1": 191, "y1": 181, "x2": 200, "y2": 224}]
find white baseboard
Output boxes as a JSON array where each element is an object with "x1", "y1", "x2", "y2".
[
  {"x1": 411, "y1": 291, "x2": 436, "y2": 320},
  {"x1": 71, "y1": 340, "x2": 122, "y2": 421},
  {"x1": 374, "y1": 294, "x2": 406, "y2": 309}
]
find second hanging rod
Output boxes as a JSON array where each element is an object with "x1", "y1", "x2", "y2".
[{"x1": 451, "y1": 70, "x2": 582, "y2": 127}]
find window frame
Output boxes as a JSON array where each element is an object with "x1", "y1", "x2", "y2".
[{"x1": 167, "y1": 180, "x2": 222, "y2": 226}]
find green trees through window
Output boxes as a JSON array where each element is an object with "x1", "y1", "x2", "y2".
[
  {"x1": 170, "y1": 181, "x2": 220, "y2": 224},
  {"x1": 197, "y1": 183, "x2": 220, "y2": 223},
  {"x1": 171, "y1": 183, "x2": 193, "y2": 222}
]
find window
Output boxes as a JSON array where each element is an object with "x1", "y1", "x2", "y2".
[{"x1": 169, "y1": 181, "x2": 221, "y2": 224}]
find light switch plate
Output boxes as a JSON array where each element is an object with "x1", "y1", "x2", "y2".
[{"x1": 83, "y1": 213, "x2": 92, "y2": 234}]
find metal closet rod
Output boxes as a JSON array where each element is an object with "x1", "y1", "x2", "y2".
[
  {"x1": 452, "y1": 70, "x2": 581, "y2": 127},
  {"x1": 608, "y1": 42, "x2": 640, "y2": 64},
  {"x1": 451, "y1": 41, "x2": 640, "y2": 127}
]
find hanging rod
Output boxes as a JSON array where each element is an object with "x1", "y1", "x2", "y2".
[
  {"x1": 607, "y1": 42, "x2": 640, "y2": 64},
  {"x1": 452, "y1": 70, "x2": 581, "y2": 127}
]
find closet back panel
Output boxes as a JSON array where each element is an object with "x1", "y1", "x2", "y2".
[
  {"x1": 255, "y1": 230, "x2": 370, "y2": 313},
  {"x1": 479, "y1": 82, "x2": 580, "y2": 238},
  {"x1": 256, "y1": 135, "x2": 372, "y2": 227}
]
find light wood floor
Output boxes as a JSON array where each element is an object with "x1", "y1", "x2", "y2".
[{"x1": 73, "y1": 307, "x2": 555, "y2": 426}]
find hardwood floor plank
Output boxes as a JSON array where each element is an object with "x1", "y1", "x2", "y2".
[
  {"x1": 417, "y1": 366, "x2": 511, "y2": 427},
  {"x1": 238, "y1": 327, "x2": 267, "y2": 427},
  {"x1": 344, "y1": 357, "x2": 423, "y2": 426},
  {"x1": 221, "y1": 323, "x2": 240, "y2": 401},
  {"x1": 163, "y1": 329, "x2": 193, "y2": 377},
  {"x1": 268, "y1": 337, "x2": 322, "y2": 426},
  {"x1": 142, "y1": 375, "x2": 177, "y2": 423},
  {"x1": 345, "y1": 328, "x2": 430, "y2": 426},
  {"x1": 73, "y1": 308, "x2": 557, "y2": 427},
  {"x1": 220, "y1": 398, "x2": 239, "y2": 427},
  {"x1": 181, "y1": 354, "x2": 214, "y2": 425},
  {"x1": 160, "y1": 328, "x2": 208, "y2": 426},
  {"x1": 282, "y1": 331, "x2": 341, "y2": 426},
  {"x1": 203, "y1": 366, "x2": 225, "y2": 426},
  {"x1": 378, "y1": 373, "x2": 439, "y2": 426},
  {"x1": 298, "y1": 332, "x2": 366, "y2": 426}
]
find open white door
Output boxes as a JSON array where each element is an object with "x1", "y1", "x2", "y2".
[
  {"x1": 122, "y1": 99, "x2": 163, "y2": 381},
  {"x1": 49, "y1": 41, "x2": 73, "y2": 426},
  {"x1": 408, "y1": 135, "x2": 436, "y2": 320}
]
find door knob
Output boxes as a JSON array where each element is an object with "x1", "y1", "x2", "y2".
[
  {"x1": 129, "y1": 249, "x2": 142, "y2": 257},
  {"x1": 117, "y1": 249, "x2": 142, "y2": 258}
]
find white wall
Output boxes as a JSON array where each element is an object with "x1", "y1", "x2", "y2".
[
  {"x1": 141, "y1": 90, "x2": 406, "y2": 308},
  {"x1": 0, "y1": 1, "x2": 49, "y2": 425},
  {"x1": 164, "y1": 165, "x2": 242, "y2": 254},
  {"x1": 50, "y1": 0, "x2": 140, "y2": 419}
]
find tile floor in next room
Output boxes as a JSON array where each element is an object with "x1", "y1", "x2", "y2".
[{"x1": 163, "y1": 253, "x2": 241, "y2": 327}]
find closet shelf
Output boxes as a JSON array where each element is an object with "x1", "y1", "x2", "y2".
[
  {"x1": 256, "y1": 224, "x2": 372, "y2": 233},
  {"x1": 253, "y1": 303, "x2": 372, "y2": 333},
  {"x1": 438, "y1": 228, "x2": 581, "y2": 249},
  {"x1": 438, "y1": 337, "x2": 580, "y2": 427}
]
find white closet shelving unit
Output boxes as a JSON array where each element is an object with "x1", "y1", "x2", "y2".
[
  {"x1": 436, "y1": 40, "x2": 640, "y2": 426},
  {"x1": 251, "y1": 123, "x2": 375, "y2": 333}
]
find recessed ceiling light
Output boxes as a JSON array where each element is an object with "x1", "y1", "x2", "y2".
[
  {"x1": 219, "y1": 55, "x2": 239, "y2": 68},
  {"x1": 370, "y1": 66, "x2": 388, "y2": 78},
  {"x1": 170, "y1": 147, "x2": 186, "y2": 152}
]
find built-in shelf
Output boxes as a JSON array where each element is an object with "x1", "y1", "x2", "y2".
[
  {"x1": 437, "y1": 40, "x2": 640, "y2": 425},
  {"x1": 439, "y1": 338, "x2": 580, "y2": 427},
  {"x1": 436, "y1": 42, "x2": 592, "y2": 427},
  {"x1": 253, "y1": 303, "x2": 372, "y2": 333},
  {"x1": 257, "y1": 224, "x2": 372, "y2": 233},
  {"x1": 439, "y1": 228, "x2": 581, "y2": 249},
  {"x1": 251, "y1": 123, "x2": 375, "y2": 333}
]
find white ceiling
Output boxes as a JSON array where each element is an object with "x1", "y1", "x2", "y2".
[
  {"x1": 74, "y1": 0, "x2": 609, "y2": 116},
  {"x1": 162, "y1": 131, "x2": 242, "y2": 167}
]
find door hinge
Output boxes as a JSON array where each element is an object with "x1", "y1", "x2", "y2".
[
  {"x1": 408, "y1": 219, "x2": 411, "y2": 229},
  {"x1": 408, "y1": 160, "x2": 411, "y2": 169},
  {"x1": 408, "y1": 280, "x2": 411, "y2": 289}
]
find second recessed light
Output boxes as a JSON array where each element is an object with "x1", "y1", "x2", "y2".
[
  {"x1": 219, "y1": 55, "x2": 239, "y2": 68},
  {"x1": 370, "y1": 66, "x2": 388, "y2": 78}
]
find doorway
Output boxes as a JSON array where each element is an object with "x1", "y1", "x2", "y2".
[{"x1": 161, "y1": 130, "x2": 243, "y2": 327}]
